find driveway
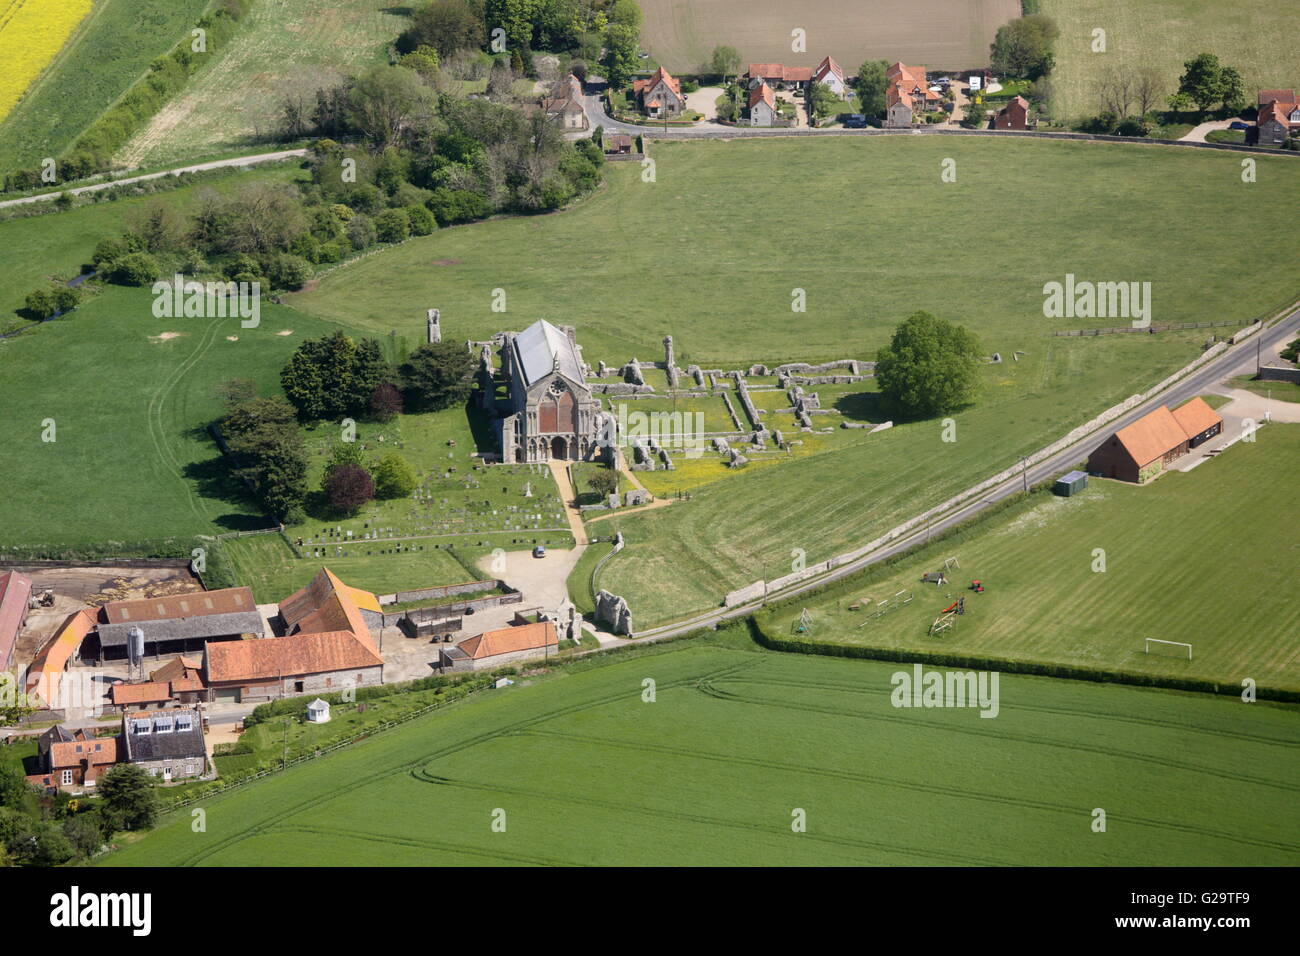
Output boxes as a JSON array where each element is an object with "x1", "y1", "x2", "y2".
[{"x1": 1180, "y1": 118, "x2": 1243, "y2": 142}]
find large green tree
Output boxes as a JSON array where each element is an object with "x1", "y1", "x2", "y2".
[
  {"x1": 219, "y1": 396, "x2": 310, "y2": 522},
  {"x1": 1176, "y1": 53, "x2": 1245, "y2": 114},
  {"x1": 98, "y1": 764, "x2": 158, "y2": 832},
  {"x1": 281, "y1": 330, "x2": 390, "y2": 421},
  {"x1": 855, "y1": 59, "x2": 890, "y2": 118},
  {"x1": 399, "y1": 341, "x2": 477, "y2": 411},
  {"x1": 874, "y1": 312, "x2": 982, "y2": 417},
  {"x1": 601, "y1": 21, "x2": 640, "y2": 91},
  {"x1": 990, "y1": 14, "x2": 1058, "y2": 80},
  {"x1": 400, "y1": 0, "x2": 485, "y2": 58},
  {"x1": 710, "y1": 45, "x2": 741, "y2": 82}
]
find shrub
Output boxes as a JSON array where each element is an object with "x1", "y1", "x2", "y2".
[
  {"x1": 346, "y1": 213, "x2": 377, "y2": 250},
  {"x1": 24, "y1": 288, "x2": 57, "y2": 320},
  {"x1": 106, "y1": 251, "x2": 161, "y2": 286},
  {"x1": 406, "y1": 204, "x2": 436, "y2": 236},
  {"x1": 375, "y1": 207, "x2": 411, "y2": 243},
  {"x1": 324, "y1": 462, "x2": 374, "y2": 513},
  {"x1": 267, "y1": 253, "x2": 313, "y2": 290},
  {"x1": 373, "y1": 453, "x2": 418, "y2": 499}
]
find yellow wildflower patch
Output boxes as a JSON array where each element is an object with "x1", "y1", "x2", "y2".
[{"x1": 0, "y1": 0, "x2": 92, "y2": 123}]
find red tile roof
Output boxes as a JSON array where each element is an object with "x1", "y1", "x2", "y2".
[
  {"x1": 749, "y1": 82, "x2": 777, "y2": 110},
  {"x1": 25, "y1": 607, "x2": 96, "y2": 707},
  {"x1": 1258, "y1": 99, "x2": 1299, "y2": 128},
  {"x1": 205, "y1": 630, "x2": 382, "y2": 683},
  {"x1": 110, "y1": 681, "x2": 173, "y2": 706},
  {"x1": 1258, "y1": 88, "x2": 1296, "y2": 106},
  {"x1": 49, "y1": 736, "x2": 119, "y2": 771},
  {"x1": 456, "y1": 621, "x2": 556, "y2": 660},
  {"x1": 1171, "y1": 397, "x2": 1223, "y2": 438},
  {"x1": 280, "y1": 567, "x2": 379, "y2": 653},
  {"x1": 813, "y1": 56, "x2": 845, "y2": 85},
  {"x1": 633, "y1": 67, "x2": 681, "y2": 97},
  {"x1": 747, "y1": 64, "x2": 812, "y2": 83},
  {"x1": 1111, "y1": 405, "x2": 1191, "y2": 466},
  {"x1": 0, "y1": 570, "x2": 32, "y2": 670},
  {"x1": 102, "y1": 586, "x2": 254, "y2": 624}
]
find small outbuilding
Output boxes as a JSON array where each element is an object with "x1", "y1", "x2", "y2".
[
  {"x1": 1053, "y1": 470, "x2": 1088, "y2": 497},
  {"x1": 306, "y1": 698, "x2": 331, "y2": 723}
]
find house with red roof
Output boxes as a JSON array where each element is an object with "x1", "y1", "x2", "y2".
[
  {"x1": 748, "y1": 81, "x2": 780, "y2": 127},
  {"x1": 542, "y1": 73, "x2": 588, "y2": 130},
  {"x1": 1087, "y1": 398, "x2": 1223, "y2": 483},
  {"x1": 884, "y1": 62, "x2": 941, "y2": 128},
  {"x1": 0, "y1": 569, "x2": 33, "y2": 672},
  {"x1": 995, "y1": 95, "x2": 1031, "y2": 130},
  {"x1": 26, "y1": 725, "x2": 120, "y2": 794},
  {"x1": 1255, "y1": 89, "x2": 1299, "y2": 146},
  {"x1": 440, "y1": 620, "x2": 558, "y2": 671},
  {"x1": 632, "y1": 67, "x2": 685, "y2": 118},
  {"x1": 812, "y1": 56, "x2": 849, "y2": 99}
]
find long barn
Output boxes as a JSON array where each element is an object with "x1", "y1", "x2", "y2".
[{"x1": 1088, "y1": 397, "x2": 1224, "y2": 483}]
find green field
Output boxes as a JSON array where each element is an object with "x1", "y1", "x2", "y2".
[
  {"x1": 764, "y1": 424, "x2": 1300, "y2": 692},
  {"x1": 288, "y1": 137, "x2": 1300, "y2": 363},
  {"x1": 100, "y1": 639, "x2": 1300, "y2": 866},
  {"x1": 0, "y1": 161, "x2": 305, "y2": 318},
  {"x1": 1042, "y1": 0, "x2": 1300, "y2": 122},
  {"x1": 0, "y1": 285, "x2": 337, "y2": 549},
  {"x1": 114, "y1": 0, "x2": 407, "y2": 168},
  {"x1": 0, "y1": 0, "x2": 211, "y2": 176}
]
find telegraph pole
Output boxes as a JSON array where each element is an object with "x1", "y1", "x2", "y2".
[{"x1": 1021, "y1": 456, "x2": 1029, "y2": 494}]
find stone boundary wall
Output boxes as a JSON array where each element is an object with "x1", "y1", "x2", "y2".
[
  {"x1": 1258, "y1": 364, "x2": 1300, "y2": 384},
  {"x1": 732, "y1": 373, "x2": 761, "y2": 429},
  {"x1": 723, "y1": 333, "x2": 1245, "y2": 607},
  {"x1": 392, "y1": 579, "x2": 501, "y2": 604}
]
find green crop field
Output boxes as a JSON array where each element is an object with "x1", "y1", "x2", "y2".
[
  {"x1": 100, "y1": 640, "x2": 1300, "y2": 866},
  {"x1": 637, "y1": 0, "x2": 1020, "y2": 75},
  {"x1": 1041, "y1": 0, "x2": 1300, "y2": 122},
  {"x1": 763, "y1": 424, "x2": 1300, "y2": 692},
  {"x1": 0, "y1": 0, "x2": 211, "y2": 176},
  {"x1": 115, "y1": 0, "x2": 408, "y2": 169}
]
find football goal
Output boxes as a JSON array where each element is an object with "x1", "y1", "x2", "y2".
[{"x1": 1144, "y1": 638, "x2": 1192, "y2": 660}]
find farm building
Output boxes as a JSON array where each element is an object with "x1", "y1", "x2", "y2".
[
  {"x1": 995, "y1": 95, "x2": 1030, "y2": 130},
  {"x1": 744, "y1": 64, "x2": 812, "y2": 90},
  {"x1": 884, "y1": 62, "x2": 941, "y2": 128},
  {"x1": 440, "y1": 620, "x2": 558, "y2": 671},
  {"x1": 748, "y1": 82, "x2": 780, "y2": 127},
  {"x1": 632, "y1": 67, "x2": 685, "y2": 118},
  {"x1": 26, "y1": 725, "x2": 120, "y2": 794},
  {"x1": 496, "y1": 319, "x2": 604, "y2": 463},
  {"x1": 24, "y1": 607, "x2": 97, "y2": 709},
  {"x1": 149, "y1": 655, "x2": 210, "y2": 706},
  {"x1": 89, "y1": 586, "x2": 263, "y2": 662},
  {"x1": 203, "y1": 567, "x2": 384, "y2": 702},
  {"x1": 123, "y1": 709, "x2": 207, "y2": 782},
  {"x1": 109, "y1": 680, "x2": 175, "y2": 712},
  {"x1": 1087, "y1": 398, "x2": 1223, "y2": 483},
  {"x1": 0, "y1": 569, "x2": 33, "y2": 672},
  {"x1": 603, "y1": 133, "x2": 634, "y2": 155}
]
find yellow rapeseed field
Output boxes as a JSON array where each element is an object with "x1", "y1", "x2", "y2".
[{"x1": 0, "y1": 0, "x2": 92, "y2": 122}]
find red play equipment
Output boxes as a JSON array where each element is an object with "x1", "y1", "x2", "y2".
[
  {"x1": 942, "y1": 597, "x2": 966, "y2": 615},
  {"x1": 969, "y1": 580, "x2": 985, "y2": 593}
]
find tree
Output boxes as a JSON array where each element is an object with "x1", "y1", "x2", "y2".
[
  {"x1": 1096, "y1": 69, "x2": 1133, "y2": 119},
  {"x1": 1177, "y1": 53, "x2": 1225, "y2": 114},
  {"x1": 0, "y1": 764, "x2": 29, "y2": 809},
  {"x1": 106, "y1": 251, "x2": 161, "y2": 286},
  {"x1": 855, "y1": 59, "x2": 890, "y2": 117},
  {"x1": 99, "y1": 764, "x2": 158, "y2": 831},
  {"x1": 587, "y1": 468, "x2": 619, "y2": 499},
  {"x1": 373, "y1": 453, "x2": 418, "y2": 499},
  {"x1": 24, "y1": 288, "x2": 56, "y2": 320},
  {"x1": 807, "y1": 81, "x2": 840, "y2": 123},
  {"x1": 989, "y1": 14, "x2": 1058, "y2": 80},
  {"x1": 601, "y1": 21, "x2": 640, "y2": 91},
  {"x1": 400, "y1": 45, "x2": 441, "y2": 80},
  {"x1": 400, "y1": 0, "x2": 484, "y2": 59},
  {"x1": 346, "y1": 66, "x2": 434, "y2": 151},
  {"x1": 1217, "y1": 65, "x2": 1246, "y2": 113},
  {"x1": 324, "y1": 462, "x2": 375, "y2": 514},
  {"x1": 874, "y1": 311, "x2": 982, "y2": 417},
  {"x1": 281, "y1": 330, "x2": 389, "y2": 420},
  {"x1": 1132, "y1": 66, "x2": 1164, "y2": 118},
  {"x1": 399, "y1": 341, "x2": 477, "y2": 411},
  {"x1": 710, "y1": 45, "x2": 741, "y2": 82},
  {"x1": 369, "y1": 382, "x2": 403, "y2": 422},
  {"x1": 125, "y1": 199, "x2": 188, "y2": 254},
  {"x1": 375, "y1": 207, "x2": 411, "y2": 243},
  {"x1": 266, "y1": 252, "x2": 313, "y2": 290},
  {"x1": 7, "y1": 820, "x2": 75, "y2": 866},
  {"x1": 219, "y1": 396, "x2": 310, "y2": 521},
  {"x1": 63, "y1": 812, "x2": 107, "y2": 859}
]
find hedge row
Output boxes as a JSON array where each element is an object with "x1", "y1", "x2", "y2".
[{"x1": 3, "y1": 0, "x2": 254, "y2": 191}]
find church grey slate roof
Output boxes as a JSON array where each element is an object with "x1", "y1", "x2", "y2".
[{"x1": 512, "y1": 319, "x2": 583, "y2": 387}]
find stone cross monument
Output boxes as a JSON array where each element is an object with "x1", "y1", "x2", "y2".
[{"x1": 426, "y1": 308, "x2": 441, "y2": 344}]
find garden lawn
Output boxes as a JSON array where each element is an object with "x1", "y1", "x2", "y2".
[
  {"x1": 762, "y1": 424, "x2": 1300, "y2": 692},
  {"x1": 99, "y1": 639, "x2": 1300, "y2": 866}
]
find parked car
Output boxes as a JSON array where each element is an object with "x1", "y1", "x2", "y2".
[
  {"x1": 1229, "y1": 121, "x2": 1250, "y2": 130},
  {"x1": 844, "y1": 114, "x2": 867, "y2": 128},
  {"x1": 533, "y1": 545, "x2": 546, "y2": 558}
]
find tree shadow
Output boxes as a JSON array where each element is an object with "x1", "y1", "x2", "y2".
[{"x1": 833, "y1": 391, "x2": 888, "y2": 422}]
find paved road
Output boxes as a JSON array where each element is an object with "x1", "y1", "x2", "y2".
[
  {"x1": 608, "y1": 309, "x2": 1300, "y2": 646},
  {"x1": 0, "y1": 148, "x2": 309, "y2": 209}
]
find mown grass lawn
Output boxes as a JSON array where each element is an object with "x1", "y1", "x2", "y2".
[
  {"x1": 99, "y1": 638, "x2": 1300, "y2": 866},
  {"x1": 763, "y1": 424, "x2": 1300, "y2": 692},
  {"x1": 1041, "y1": 0, "x2": 1300, "y2": 122},
  {"x1": 0, "y1": 0, "x2": 211, "y2": 175}
]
